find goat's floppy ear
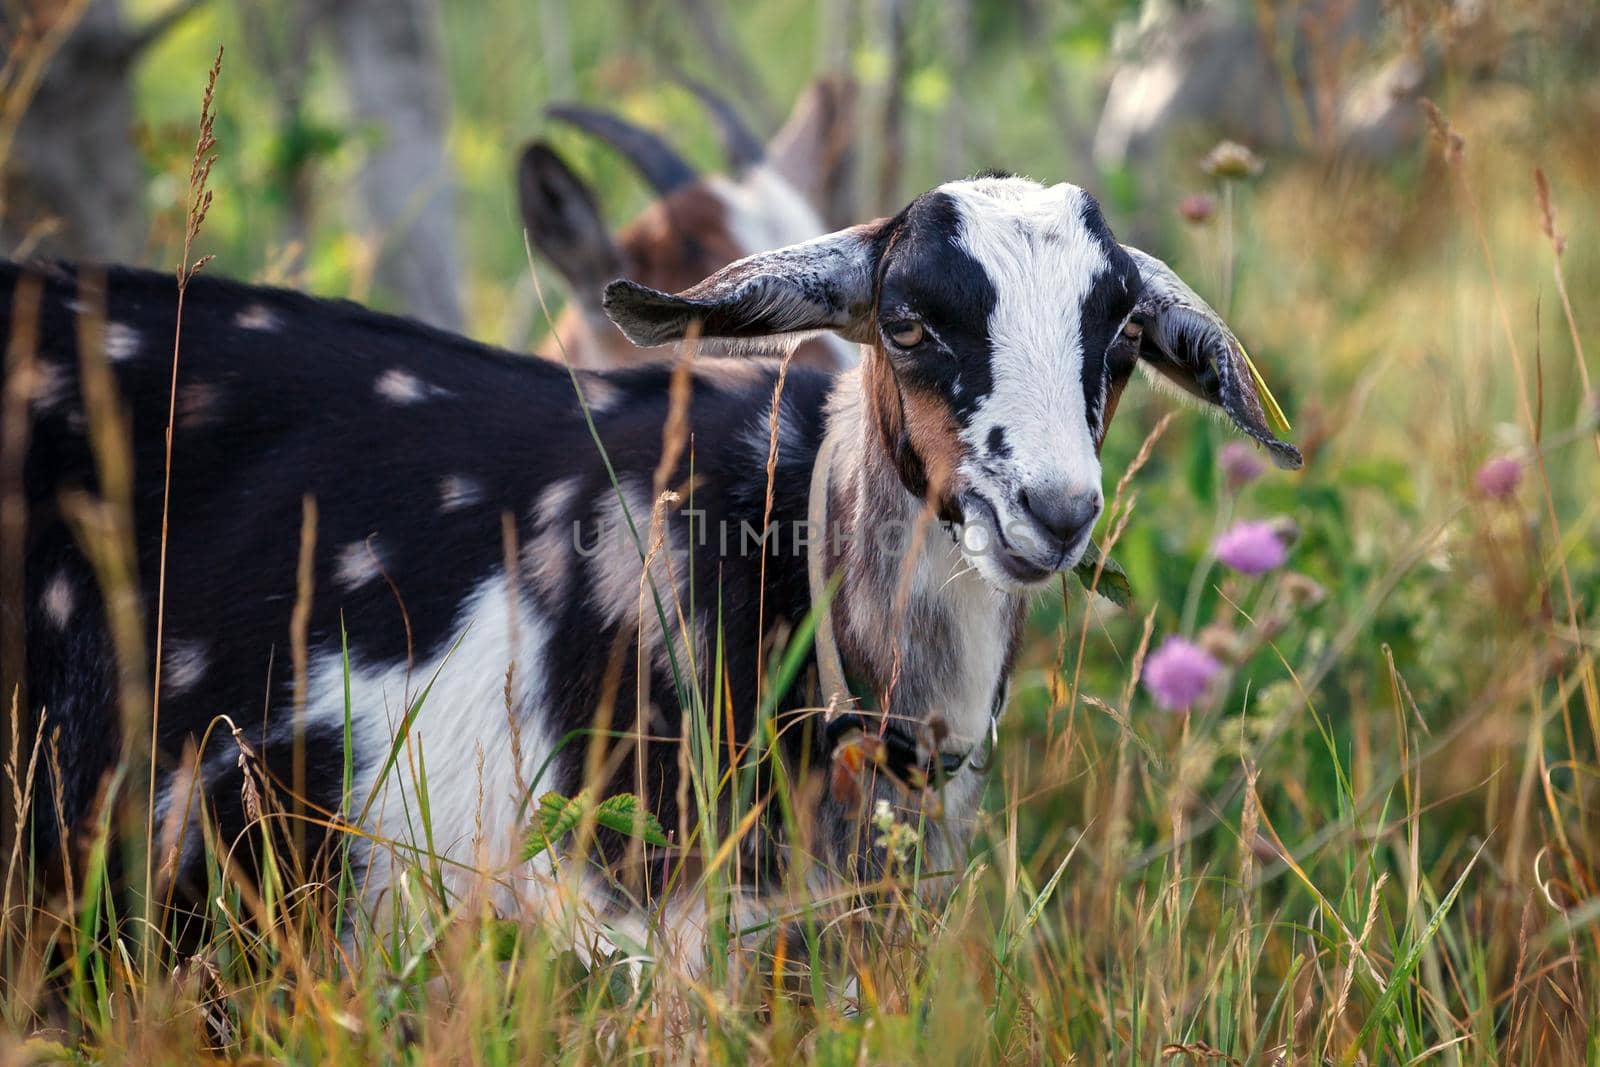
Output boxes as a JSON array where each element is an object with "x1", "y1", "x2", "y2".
[
  {"x1": 1125, "y1": 246, "x2": 1302, "y2": 470},
  {"x1": 603, "y1": 223, "x2": 881, "y2": 348},
  {"x1": 517, "y1": 142, "x2": 627, "y2": 310}
]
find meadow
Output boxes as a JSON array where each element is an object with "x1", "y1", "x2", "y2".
[{"x1": 3, "y1": 1, "x2": 1599, "y2": 1063}]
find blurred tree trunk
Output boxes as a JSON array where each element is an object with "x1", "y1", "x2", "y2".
[
  {"x1": 816, "y1": 0, "x2": 855, "y2": 76},
  {"x1": 239, "y1": 0, "x2": 316, "y2": 276},
  {"x1": 872, "y1": 0, "x2": 908, "y2": 212},
  {"x1": 1018, "y1": 0, "x2": 1095, "y2": 176},
  {"x1": 326, "y1": 0, "x2": 462, "y2": 331},
  {"x1": 535, "y1": 0, "x2": 575, "y2": 99},
  {"x1": 1, "y1": 0, "x2": 200, "y2": 263},
  {"x1": 938, "y1": 0, "x2": 970, "y2": 178},
  {"x1": 677, "y1": 0, "x2": 774, "y2": 130}
]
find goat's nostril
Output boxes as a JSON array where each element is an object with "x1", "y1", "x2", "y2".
[{"x1": 1020, "y1": 489, "x2": 1101, "y2": 550}]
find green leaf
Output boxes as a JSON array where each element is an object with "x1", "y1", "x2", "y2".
[
  {"x1": 522, "y1": 790, "x2": 588, "y2": 861},
  {"x1": 1074, "y1": 541, "x2": 1133, "y2": 608},
  {"x1": 522, "y1": 790, "x2": 668, "y2": 861},
  {"x1": 593, "y1": 793, "x2": 669, "y2": 847}
]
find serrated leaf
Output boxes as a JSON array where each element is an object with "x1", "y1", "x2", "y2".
[
  {"x1": 1074, "y1": 541, "x2": 1133, "y2": 607},
  {"x1": 522, "y1": 790, "x2": 587, "y2": 861},
  {"x1": 522, "y1": 790, "x2": 668, "y2": 861},
  {"x1": 594, "y1": 793, "x2": 669, "y2": 847}
]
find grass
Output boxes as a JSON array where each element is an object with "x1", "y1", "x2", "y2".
[{"x1": 4, "y1": 5, "x2": 1600, "y2": 1064}]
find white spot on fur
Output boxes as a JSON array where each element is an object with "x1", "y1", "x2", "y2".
[
  {"x1": 26, "y1": 361, "x2": 68, "y2": 413},
  {"x1": 375, "y1": 368, "x2": 424, "y2": 404},
  {"x1": 41, "y1": 571, "x2": 74, "y2": 628},
  {"x1": 438, "y1": 475, "x2": 483, "y2": 513},
  {"x1": 335, "y1": 539, "x2": 385, "y2": 590},
  {"x1": 104, "y1": 322, "x2": 140, "y2": 362},
  {"x1": 585, "y1": 477, "x2": 689, "y2": 671},
  {"x1": 374, "y1": 368, "x2": 449, "y2": 405},
  {"x1": 577, "y1": 375, "x2": 620, "y2": 415},
  {"x1": 177, "y1": 382, "x2": 221, "y2": 429},
  {"x1": 301, "y1": 571, "x2": 559, "y2": 913},
  {"x1": 234, "y1": 304, "x2": 280, "y2": 331},
  {"x1": 538, "y1": 476, "x2": 584, "y2": 530},
  {"x1": 162, "y1": 639, "x2": 208, "y2": 696},
  {"x1": 524, "y1": 476, "x2": 583, "y2": 602}
]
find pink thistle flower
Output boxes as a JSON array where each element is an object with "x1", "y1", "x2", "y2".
[
  {"x1": 1143, "y1": 636, "x2": 1223, "y2": 713},
  {"x1": 1474, "y1": 454, "x2": 1523, "y2": 501},
  {"x1": 1214, "y1": 520, "x2": 1288, "y2": 575},
  {"x1": 1177, "y1": 192, "x2": 1217, "y2": 224},
  {"x1": 1219, "y1": 441, "x2": 1267, "y2": 491}
]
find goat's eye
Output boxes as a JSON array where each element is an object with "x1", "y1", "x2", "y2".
[
  {"x1": 1121, "y1": 319, "x2": 1143, "y2": 341},
  {"x1": 884, "y1": 320, "x2": 925, "y2": 348}
]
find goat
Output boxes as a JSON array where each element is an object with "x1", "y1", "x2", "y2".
[
  {"x1": 3, "y1": 173, "x2": 1299, "y2": 954},
  {"x1": 519, "y1": 76, "x2": 857, "y2": 372}
]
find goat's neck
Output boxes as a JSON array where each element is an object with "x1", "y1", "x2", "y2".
[{"x1": 821, "y1": 368, "x2": 1023, "y2": 750}]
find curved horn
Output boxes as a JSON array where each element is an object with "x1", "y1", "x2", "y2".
[
  {"x1": 546, "y1": 104, "x2": 698, "y2": 194},
  {"x1": 673, "y1": 72, "x2": 765, "y2": 171}
]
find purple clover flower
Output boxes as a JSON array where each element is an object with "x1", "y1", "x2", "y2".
[
  {"x1": 1214, "y1": 520, "x2": 1288, "y2": 575},
  {"x1": 1474, "y1": 455, "x2": 1523, "y2": 501},
  {"x1": 1219, "y1": 441, "x2": 1267, "y2": 491},
  {"x1": 1143, "y1": 637, "x2": 1223, "y2": 713}
]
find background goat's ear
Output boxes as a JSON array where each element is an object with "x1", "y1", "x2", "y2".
[
  {"x1": 603, "y1": 223, "x2": 881, "y2": 348},
  {"x1": 766, "y1": 75, "x2": 858, "y2": 229},
  {"x1": 517, "y1": 142, "x2": 627, "y2": 312},
  {"x1": 1125, "y1": 246, "x2": 1303, "y2": 470}
]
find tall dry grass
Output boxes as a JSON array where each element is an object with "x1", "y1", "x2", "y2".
[{"x1": 2, "y1": 11, "x2": 1598, "y2": 1066}]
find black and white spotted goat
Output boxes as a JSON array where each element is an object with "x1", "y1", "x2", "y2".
[{"x1": 3, "y1": 172, "x2": 1299, "y2": 949}]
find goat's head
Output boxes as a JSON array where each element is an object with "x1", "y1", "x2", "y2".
[
  {"x1": 517, "y1": 77, "x2": 856, "y2": 370},
  {"x1": 604, "y1": 173, "x2": 1302, "y2": 591}
]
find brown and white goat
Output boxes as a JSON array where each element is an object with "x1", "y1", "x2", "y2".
[
  {"x1": 519, "y1": 77, "x2": 857, "y2": 372},
  {"x1": 5, "y1": 173, "x2": 1298, "y2": 952}
]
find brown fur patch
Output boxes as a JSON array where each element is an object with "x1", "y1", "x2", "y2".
[
  {"x1": 1097, "y1": 372, "x2": 1132, "y2": 452},
  {"x1": 862, "y1": 344, "x2": 968, "y2": 519},
  {"x1": 622, "y1": 186, "x2": 743, "y2": 296}
]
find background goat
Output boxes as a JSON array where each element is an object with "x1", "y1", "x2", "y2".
[{"x1": 519, "y1": 77, "x2": 857, "y2": 372}]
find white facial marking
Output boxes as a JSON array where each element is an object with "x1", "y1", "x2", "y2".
[
  {"x1": 438, "y1": 474, "x2": 483, "y2": 513},
  {"x1": 335, "y1": 538, "x2": 385, "y2": 590},
  {"x1": 938, "y1": 178, "x2": 1112, "y2": 582},
  {"x1": 104, "y1": 322, "x2": 140, "y2": 362},
  {"x1": 41, "y1": 570, "x2": 75, "y2": 628},
  {"x1": 234, "y1": 304, "x2": 280, "y2": 331},
  {"x1": 162, "y1": 639, "x2": 209, "y2": 696}
]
